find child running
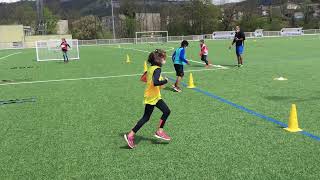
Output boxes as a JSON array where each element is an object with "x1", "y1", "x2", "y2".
[
  {"x1": 199, "y1": 39, "x2": 209, "y2": 67},
  {"x1": 60, "y1": 38, "x2": 71, "y2": 63},
  {"x1": 172, "y1": 40, "x2": 190, "y2": 93},
  {"x1": 124, "y1": 49, "x2": 171, "y2": 149}
]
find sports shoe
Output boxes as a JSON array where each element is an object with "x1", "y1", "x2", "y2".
[
  {"x1": 173, "y1": 86, "x2": 182, "y2": 93},
  {"x1": 124, "y1": 134, "x2": 135, "y2": 149},
  {"x1": 154, "y1": 130, "x2": 171, "y2": 141}
]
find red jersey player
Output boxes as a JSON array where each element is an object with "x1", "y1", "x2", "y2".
[
  {"x1": 199, "y1": 39, "x2": 209, "y2": 67},
  {"x1": 60, "y1": 38, "x2": 71, "y2": 63}
]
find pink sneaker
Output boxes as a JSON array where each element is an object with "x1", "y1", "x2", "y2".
[
  {"x1": 124, "y1": 134, "x2": 135, "y2": 149},
  {"x1": 154, "y1": 130, "x2": 171, "y2": 141}
]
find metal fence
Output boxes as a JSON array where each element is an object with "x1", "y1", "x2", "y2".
[{"x1": 1, "y1": 28, "x2": 320, "y2": 50}]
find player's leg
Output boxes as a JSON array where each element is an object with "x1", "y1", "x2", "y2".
[
  {"x1": 236, "y1": 46, "x2": 241, "y2": 66},
  {"x1": 62, "y1": 51, "x2": 66, "y2": 62},
  {"x1": 202, "y1": 55, "x2": 209, "y2": 66},
  {"x1": 154, "y1": 99, "x2": 171, "y2": 141},
  {"x1": 125, "y1": 104, "x2": 155, "y2": 148},
  {"x1": 238, "y1": 46, "x2": 244, "y2": 66},
  {"x1": 173, "y1": 64, "x2": 184, "y2": 92},
  {"x1": 65, "y1": 51, "x2": 69, "y2": 62}
]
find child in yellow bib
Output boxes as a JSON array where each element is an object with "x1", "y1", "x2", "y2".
[
  {"x1": 144, "y1": 65, "x2": 163, "y2": 105},
  {"x1": 124, "y1": 49, "x2": 172, "y2": 149}
]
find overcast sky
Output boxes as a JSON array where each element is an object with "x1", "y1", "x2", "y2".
[{"x1": 1, "y1": 0, "x2": 246, "y2": 4}]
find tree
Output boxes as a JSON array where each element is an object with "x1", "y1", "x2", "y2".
[
  {"x1": 71, "y1": 15, "x2": 112, "y2": 39},
  {"x1": 220, "y1": 4, "x2": 238, "y2": 30},
  {"x1": 44, "y1": 7, "x2": 59, "y2": 34}
]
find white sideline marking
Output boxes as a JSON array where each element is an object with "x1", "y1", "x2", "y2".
[
  {"x1": 0, "y1": 68, "x2": 222, "y2": 87},
  {"x1": 188, "y1": 60, "x2": 229, "y2": 69},
  {"x1": 0, "y1": 52, "x2": 22, "y2": 60},
  {"x1": 110, "y1": 46, "x2": 175, "y2": 53},
  {"x1": 107, "y1": 46, "x2": 229, "y2": 69}
]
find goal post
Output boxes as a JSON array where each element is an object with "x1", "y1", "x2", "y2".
[
  {"x1": 135, "y1": 31, "x2": 168, "y2": 44},
  {"x1": 254, "y1": 29, "x2": 264, "y2": 37},
  {"x1": 35, "y1": 39, "x2": 80, "y2": 62},
  {"x1": 212, "y1": 31, "x2": 235, "y2": 40},
  {"x1": 280, "y1": 28, "x2": 304, "y2": 36}
]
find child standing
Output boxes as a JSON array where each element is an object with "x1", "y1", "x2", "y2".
[
  {"x1": 60, "y1": 38, "x2": 71, "y2": 63},
  {"x1": 172, "y1": 40, "x2": 190, "y2": 93},
  {"x1": 199, "y1": 39, "x2": 209, "y2": 67},
  {"x1": 124, "y1": 49, "x2": 171, "y2": 149}
]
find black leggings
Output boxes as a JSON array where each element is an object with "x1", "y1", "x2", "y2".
[
  {"x1": 132, "y1": 99, "x2": 171, "y2": 133},
  {"x1": 201, "y1": 55, "x2": 209, "y2": 65}
]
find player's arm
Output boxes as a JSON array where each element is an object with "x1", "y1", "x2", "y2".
[
  {"x1": 67, "y1": 43, "x2": 71, "y2": 48},
  {"x1": 172, "y1": 51, "x2": 176, "y2": 62},
  {"x1": 230, "y1": 36, "x2": 236, "y2": 49},
  {"x1": 153, "y1": 68, "x2": 168, "y2": 86},
  {"x1": 179, "y1": 48, "x2": 189, "y2": 64}
]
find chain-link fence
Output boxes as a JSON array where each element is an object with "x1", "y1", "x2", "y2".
[{"x1": 1, "y1": 29, "x2": 320, "y2": 50}]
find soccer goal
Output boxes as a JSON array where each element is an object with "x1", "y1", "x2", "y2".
[
  {"x1": 280, "y1": 28, "x2": 304, "y2": 36},
  {"x1": 35, "y1": 39, "x2": 80, "y2": 62},
  {"x1": 135, "y1": 31, "x2": 168, "y2": 44},
  {"x1": 254, "y1": 29, "x2": 264, "y2": 37},
  {"x1": 212, "y1": 31, "x2": 235, "y2": 40}
]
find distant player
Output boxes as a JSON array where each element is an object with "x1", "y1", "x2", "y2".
[
  {"x1": 172, "y1": 40, "x2": 190, "y2": 93},
  {"x1": 199, "y1": 39, "x2": 209, "y2": 67},
  {"x1": 229, "y1": 26, "x2": 245, "y2": 67},
  {"x1": 60, "y1": 38, "x2": 71, "y2": 63},
  {"x1": 124, "y1": 49, "x2": 171, "y2": 149}
]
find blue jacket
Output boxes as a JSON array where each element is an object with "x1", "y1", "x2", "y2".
[{"x1": 172, "y1": 47, "x2": 188, "y2": 65}]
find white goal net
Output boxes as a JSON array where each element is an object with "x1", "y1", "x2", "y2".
[
  {"x1": 35, "y1": 39, "x2": 80, "y2": 62},
  {"x1": 212, "y1": 31, "x2": 235, "y2": 40},
  {"x1": 135, "y1": 31, "x2": 168, "y2": 44},
  {"x1": 254, "y1": 29, "x2": 264, "y2": 37},
  {"x1": 280, "y1": 28, "x2": 304, "y2": 36}
]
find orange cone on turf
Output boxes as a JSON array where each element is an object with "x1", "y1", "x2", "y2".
[
  {"x1": 187, "y1": 73, "x2": 196, "y2": 88},
  {"x1": 284, "y1": 104, "x2": 302, "y2": 132}
]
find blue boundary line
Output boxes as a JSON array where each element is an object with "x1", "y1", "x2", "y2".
[{"x1": 167, "y1": 77, "x2": 320, "y2": 142}]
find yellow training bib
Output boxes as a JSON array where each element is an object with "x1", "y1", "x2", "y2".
[{"x1": 144, "y1": 66, "x2": 162, "y2": 105}]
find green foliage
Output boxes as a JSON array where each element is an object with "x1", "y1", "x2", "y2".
[
  {"x1": 124, "y1": 17, "x2": 138, "y2": 38},
  {"x1": 44, "y1": 7, "x2": 59, "y2": 34},
  {"x1": 0, "y1": 2, "x2": 36, "y2": 28},
  {"x1": 71, "y1": 15, "x2": 112, "y2": 39},
  {"x1": 166, "y1": 0, "x2": 222, "y2": 35}
]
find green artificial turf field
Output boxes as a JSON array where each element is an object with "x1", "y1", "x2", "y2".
[{"x1": 1, "y1": 35, "x2": 320, "y2": 179}]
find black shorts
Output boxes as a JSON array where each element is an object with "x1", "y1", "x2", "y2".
[
  {"x1": 201, "y1": 55, "x2": 208, "y2": 61},
  {"x1": 174, "y1": 64, "x2": 184, "y2": 77}
]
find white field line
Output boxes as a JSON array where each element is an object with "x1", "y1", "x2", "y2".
[
  {"x1": 0, "y1": 52, "x2": 22, "y2": 60},
  {"x1": 107, "y1": 46, "x2": 229, "y2": 69},
  {"x1": 188, "y1": 59, "x2": 229, "y2": 69},
  {"x1": 0, "y1": 68, "x2": 223, "y2": 87},
  {"x1": 109, "y1": 46, "x2": 175, "y2": 53}
]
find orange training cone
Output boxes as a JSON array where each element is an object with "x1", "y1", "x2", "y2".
[
  {"x1": 187, "y1": 73, "x2": 196, "y2": 88},
  {"x1": 284, "y1": 104, "x2": 302, "y2": 132}
]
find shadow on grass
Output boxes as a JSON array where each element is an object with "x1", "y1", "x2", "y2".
[
  {"x1": 162, "y1": 86, "x2": 175, "y2": 92},
  {"x1": 190, "y1": 64, "x2": 205, "y2": 68},
  {"x1": 265, "y1": 96, "x2": 320, "y2": 102},
  {"x1": 218, "y1": 64, "x2": 239, "y2": 68},
  {"x1": 119, "y1": 133, "x2": 169, "y2": 149},
  {"x1": 265, "y1": 96, "x2": 295, "y2": 101}
]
